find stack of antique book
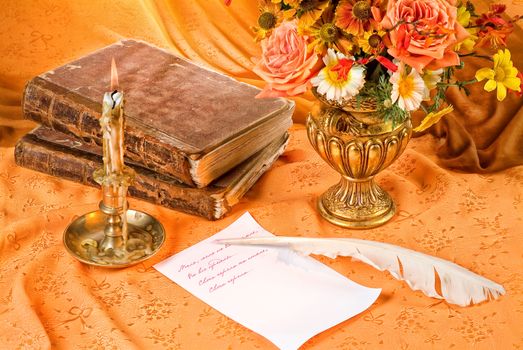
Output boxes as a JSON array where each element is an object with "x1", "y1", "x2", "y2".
[{"x1": 15, "y1": 40, "x2": 294, "y2": 220}]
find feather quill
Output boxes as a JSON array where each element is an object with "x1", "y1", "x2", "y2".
[{"x1": 217, "y1": 236, "x2": 505, "y2": 307}]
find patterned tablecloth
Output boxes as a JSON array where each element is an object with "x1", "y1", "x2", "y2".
[{"x1": 1, "y1": 125, "x2": 522, "y2": 349}]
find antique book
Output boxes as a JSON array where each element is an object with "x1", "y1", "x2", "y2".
[
  {"x1": 15, "y1": 127, "x2": 289, "y2": 220},
  {"x1": 23, "y1": 39, "x2": 294, "y2": 188}
]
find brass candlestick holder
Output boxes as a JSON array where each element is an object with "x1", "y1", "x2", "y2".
[{"x1": 63, "y1": 59, "x2": 165, "y2": 267}]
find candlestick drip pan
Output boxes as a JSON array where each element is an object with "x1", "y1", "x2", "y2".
[{"x1": 63, "y1": 209, "x2": 165, "y2": 268}]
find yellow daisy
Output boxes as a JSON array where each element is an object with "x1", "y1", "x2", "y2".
[
  {"x1": 275, "y1": 0, "x2": 301, "y2": 7},
  {"x1": 301, "y1": 7, "x2": 354, "y2": 55},
  {"x1": 456, "y1": 4, "x2": 471, "y2": 26},
  {"x1": 252, "y1": 0, "x2": 285, "y2": 41},
  {"x1": 475, "y1": 49, "x2": 521, "y2": 101},
  {"x1": 297, "y1": 0, "x2": 330, "y2": 27},
  {"x1": 421, "y1": 69, "x2": 443, "y2": 100},
  {"x1": 270, "y1": 0, "x2": 298, "y2": 17},
  {"x1": 454, "y1": 5, "x2": 478, "y2": 52},
  {"x1": 458, "y1": 28, "x2": 478, "y2": 52},
  {"x1": 357, "y1": 30, "x2": 385, "y2": 55}
]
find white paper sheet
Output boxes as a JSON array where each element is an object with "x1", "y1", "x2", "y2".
[{"x1": 154, "y1": 212, "x2": 380, "y2": 350}]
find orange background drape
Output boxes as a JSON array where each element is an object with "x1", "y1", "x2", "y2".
[
  {"x1": 1, "y1": 0, "x2": 523, "y2": 171},
  {"x1": 1, "y1": 1, "x2": 523, "y2": 349}
]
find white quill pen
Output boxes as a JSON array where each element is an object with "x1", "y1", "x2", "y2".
[{"x1": 216, "y1": 236, "x2": 505, "y2": 307}]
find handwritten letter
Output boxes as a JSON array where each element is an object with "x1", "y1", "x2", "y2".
[{"x1": 154, "y1": 212, "x2": 380, "y2": 350}]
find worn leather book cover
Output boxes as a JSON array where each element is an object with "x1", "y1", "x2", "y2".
[
  {"x1": 15, "y1": 127, "x2": 289, "y2": 220},
  {"x1": 22, "y1": 39, "x2": 294, "y2": 188}
]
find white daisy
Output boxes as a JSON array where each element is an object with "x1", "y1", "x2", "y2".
[
  {"x1": 421, "y1": 69, "x2": 444, "y2": 100},
  {"x1": 311, "y1": 48, "x2": 366, "y2": 102},
  {"x1": 390, "y1": 64, "x2": 426, "y2": 112}
]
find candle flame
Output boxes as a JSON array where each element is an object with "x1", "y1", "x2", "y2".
[{"x1": 110, "y1": 58, "x2": 119, "y2": 91}]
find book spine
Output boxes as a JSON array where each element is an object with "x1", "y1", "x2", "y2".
[
  {"x1": 22, "y1": 77, "x2": 195, "y2": 186},
  {"x1": 14, "y1": 136, "x2": 221, "y2": 220}
]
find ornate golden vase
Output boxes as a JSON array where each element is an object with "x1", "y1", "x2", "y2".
[{"x1": 306, "y1": 94, "x2": 412, "y2": 229}]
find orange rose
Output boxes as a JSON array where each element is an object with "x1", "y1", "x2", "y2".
[
  {"x1": 253, "y1": 21, "x2": 320, "y2": 98},
  {"x1": 381, "y1": 0, "x2": 469, "y2": 72}
]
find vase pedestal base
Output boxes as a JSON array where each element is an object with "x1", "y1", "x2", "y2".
[{"x1": 317, "y1": 177, "x2": 396, "y2": 229}]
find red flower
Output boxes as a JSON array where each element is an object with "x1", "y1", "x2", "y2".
[
  {"x1": 330, "y1": 58, "x2": 355, "y2": 80},
  {"x1": 512, "y1": 71, "x2": 523, "y2": 97},
  {"x1": 475, "y1": 4, "x2": 514, "y2": 48},
  {"x1": 375, "y1": 56, "x2": 397, "y2": 72},
  {"x1": 489, "y1": 4, "x2": 507, "y2": 15}
]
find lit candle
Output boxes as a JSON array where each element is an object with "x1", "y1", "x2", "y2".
[{"x1": 100, "y1": 58, "x2": 125, "y2": 175}]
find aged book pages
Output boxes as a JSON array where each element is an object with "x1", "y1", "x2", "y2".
[
  {"x1": 22, "y1": 39, "x2": 294, "y2": 188},
  {"x1": 15, "y1": 127, "x2": 289, "y2": 220}
]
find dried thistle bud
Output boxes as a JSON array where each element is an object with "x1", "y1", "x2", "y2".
[
  {"x1": 352, "y1": 1, "x2": 371, "y2": 21},
  {"x1": 368, "y1": 33, "x2": 382, "y2": 48},
  {"x1": 258, "y1": 12, "x2": 277, "y2": 30},
  {"x1": 466, "y1": 1, "x2": 475, "y2": 14}
]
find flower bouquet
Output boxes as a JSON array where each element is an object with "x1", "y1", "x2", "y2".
[{"x1": 226, "y1": 0, "x2": 521, "y2": 228}]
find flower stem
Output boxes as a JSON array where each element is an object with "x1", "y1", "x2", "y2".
[
  {"x1": 386, "y1": 20, "x2": 419, "y2": 32},
  {"x1": 458, "y1": 52, "x2": 493, "y2": 61},
  {"x1": 436, "y1": 79, "x2": 478, "y2": 88}
]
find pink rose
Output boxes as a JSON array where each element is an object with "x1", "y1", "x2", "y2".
[
  {"x1": 253, "y1": 21, "x2": 320, "y2": 98},
  {"x1": 381, "y1": 0, "x2": 469, "y2": 72}
]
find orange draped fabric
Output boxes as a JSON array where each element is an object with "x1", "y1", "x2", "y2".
[{"x1": 1, "y1": 1, "x2": 523, "y2": 349}]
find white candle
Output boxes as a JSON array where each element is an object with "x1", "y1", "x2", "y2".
[{"x1": 100, "y1": 59, "x2": 125, "y2": 175}]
